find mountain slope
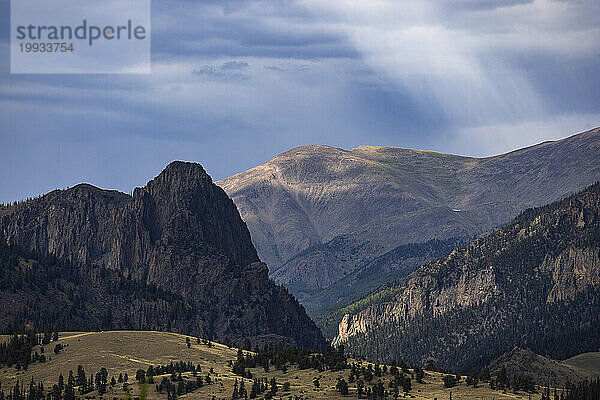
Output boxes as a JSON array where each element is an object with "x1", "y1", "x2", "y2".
[
  {"x1": 304, "y1": 237, "x2": 466, "y2": 321},
  {"x1": 330, "y1": 182, "x2": 600, "y2": 372},
  {"x1": 0, "y1": 161, "x2": 324, "y2": 348},
  {"x1": 0, "y1": 239, "x2": 193, "y2": 333},
  {"x1": 218, "y1": 127, "x2": 600, "y2": 315},
  {"x1": 487, "y1": 347, "x2": 595, "y2": 387},
  {"x1": 563, "y1": 352, "x2": 600, "y2": 378}
]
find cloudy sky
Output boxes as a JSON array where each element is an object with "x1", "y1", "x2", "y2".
[{"x1": 1, "y1": 0, "x2": 599, "y2": 203}]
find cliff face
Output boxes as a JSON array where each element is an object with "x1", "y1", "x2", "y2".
[
  {"x1": 331, "y1": 183, "x2": 600, "y2": 371},
  {"x1": 218, "y1": 127, "x2": 600, "y2": 315},
  {"x1": 0, "y1": 162, "x2": 258, "y2": 276},
  {"x1": 0, "y1": 161, "x2": 323, "y2": 348}
]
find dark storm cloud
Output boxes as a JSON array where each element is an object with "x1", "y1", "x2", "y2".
[
  {"x1": 0, "y1": 0, "x2": 598, "y2": 203},
  {"x1": 151, "y1": 0, "x2": 357, "y2": 60}
]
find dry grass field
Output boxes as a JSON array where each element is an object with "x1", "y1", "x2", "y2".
[
  {"x1": 563, "y1": 352, "x2": 600, "y2": 378},
  {"x1": 0, "y1": 331, "x2": 547, "y2": 399}
]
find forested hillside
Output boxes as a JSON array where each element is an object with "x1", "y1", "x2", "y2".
[
  {"x1": 0, "y1": 239, "x2": 192, "y2": 334},
  {"x1": 332, "y1": 183, "x2": 600, "y2": 372}
]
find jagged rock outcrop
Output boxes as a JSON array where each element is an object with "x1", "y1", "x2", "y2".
[
  {"x1": 0, "y1": 161, "x2": 324, "y2": 348},
  {"x1": 218, "y1": 127, "x2": 600, "y2": 315},
  {"x1": 330, "y1": 182, "x2": 600, "y2": 371}
]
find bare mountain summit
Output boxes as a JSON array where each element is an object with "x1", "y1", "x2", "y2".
[{"x1": 218, "y1": 127, "x2": 600, "y2": 315}]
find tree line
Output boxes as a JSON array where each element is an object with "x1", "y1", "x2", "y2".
[
  {"x1": 230, "y1": 344, "x2": 348, "y2": 379},
  {"x1": 0, "y1": 330, "x2": 59, "y2": 370}
]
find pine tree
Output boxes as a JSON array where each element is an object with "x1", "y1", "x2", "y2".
[
  {"x1": 466, "y1": 368, "x2": 479, "y2": 387},
  {"x1": 390, "y1": 360, "x2": 398, "y2": 376},
  {"x1": 414, "y1": 367, "x2": 424, "y2": 383},
  {"x1": 357, "y1": 379, "x2": 364, "y2": 398},
  {"x1": 497, "y1": 366, "x2": 509, "y2": 389},
  {"x1": 64, "y1": 382, "x2": 75, "y2": 400},
  {"x1": 231, "y1": 379, "x2": 239, "y2": 400},
  {"x1": 249, "y1": 379, "x2": 260, "y2": 399},
  {"x1": 336, "y1": 379, "x2": 349, "y2": 395},
  {"x1": 239, "y1": 380, "x2": 247, "y2": 399},
  {"x1": 136, "y1": 369, "x2": 146, "y2": 383},
  {"x1": 269, "y1": 377, "x2": 277, "y2": 396},
  {"x1": 402, "y1": 376, "x2": 411, "y2": 393},
  {"x1": 77, "y1": 366, "x2": 87, "y2": 393},
  {"x1": 68, "y1": 371, "x2": 74, "y2": 387}
]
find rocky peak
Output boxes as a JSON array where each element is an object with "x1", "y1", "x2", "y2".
[
  {"x1": 140, "y1": 161, "x2": 212, "y2": 197},
  {"x1": 0, "y1": 162, "x2": 324, "y2": 348},
  {"x1": 133, "y1": 161, "x2": 259, "y2": 267},
  {"x1": 217, "y1": 127, "x2": 600, "y2": 318}
]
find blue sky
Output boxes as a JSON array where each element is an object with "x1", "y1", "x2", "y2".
[{"x1": 1, "y1": 0, "x2": 599, "y2": 203}]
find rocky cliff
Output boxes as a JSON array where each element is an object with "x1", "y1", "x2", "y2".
[
  {"x1": 0, "y1": 161, "x2": 324, "y2": 348},
  {"x1": 218, "y1": 127, "x2": 600, "y2": 315},
  {"x1": 330, "y1": 182, "x2": 600, "y2": 371}
]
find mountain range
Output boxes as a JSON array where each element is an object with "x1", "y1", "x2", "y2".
[
  {"x1": 1, "y1": 126, "x2": 599, "y2": 376},
  {"x1": 218, "y1": 127, "x2": 600, "y2": 317}
]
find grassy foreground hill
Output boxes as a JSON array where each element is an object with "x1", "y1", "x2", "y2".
[
  {"x1": 0, "y1": 331, "x2": 545, "y2": 400},
  {"x1": 564, "y1": 352, "x2": 600, "y2": 378}
]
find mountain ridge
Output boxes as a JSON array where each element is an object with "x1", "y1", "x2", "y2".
[
  {"x1": 487, "y1": 347, "x2": 596, "y2": 387},
  {"x1": 218, "y1": 127, "x2": 600, "y2": 315}
]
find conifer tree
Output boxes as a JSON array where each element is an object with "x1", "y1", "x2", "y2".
[
  {"x1": 336, "y1": 379, "x2": 349, "y2": 395},
  {"x1": 231, "y1": 379, "x2": 238, "y2": 400}
]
